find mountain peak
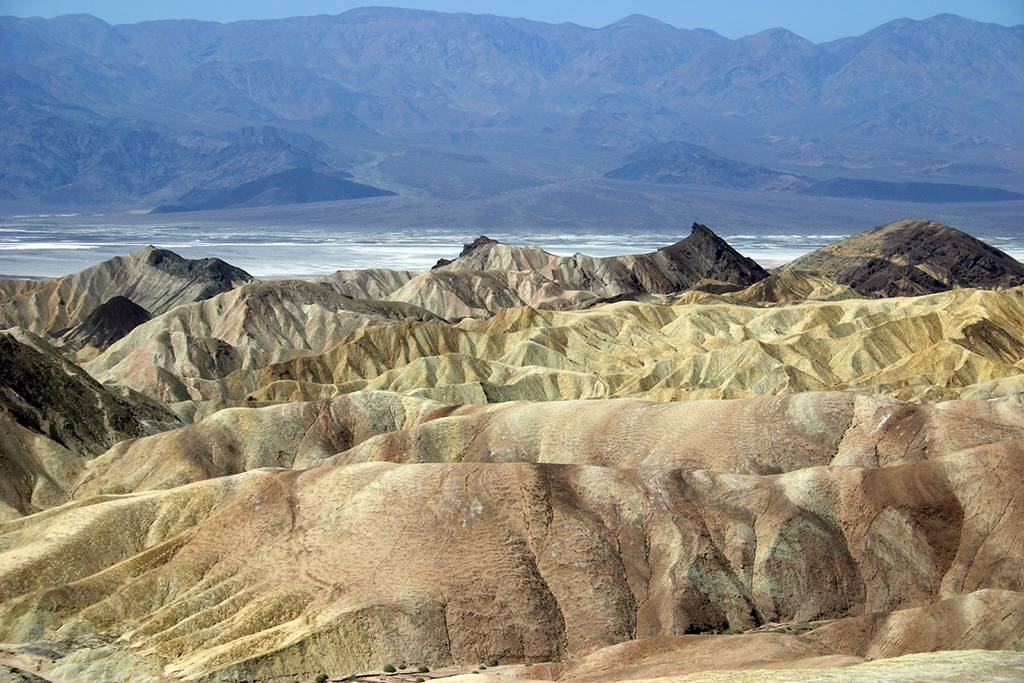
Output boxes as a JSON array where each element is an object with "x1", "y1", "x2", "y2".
[
  {"x1": 782, "y1": 218, "x2": 1024, "y2": 296},
  {"x1": 432, "y1": 235, "x2": 501, "y2": 269},
  {"x1": 60, "y1": 295, "x2": 152, "y2": 351},
  {"x1": 605, "y1": 14, "x2": 673, "y2": 30}
]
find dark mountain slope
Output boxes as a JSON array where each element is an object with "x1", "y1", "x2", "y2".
[
  {"x1": 798, "y1": 177, "x2": 1024, "y2": 202},
  {"x1": 0, "y1": 331, "x2": 181, "y2": 517},
  {"x1": 151, "y1": 168, "x2": 395, "y2": 213},
  {"x1": 604, "y1": 141, "x2": 813, "y2": 191},
  {"x1": 58, "y1": 296, "x2": 152, "y2": 351},
  {"x1": 780, "y1": 218, "x2": 1024, "y2": 296}
]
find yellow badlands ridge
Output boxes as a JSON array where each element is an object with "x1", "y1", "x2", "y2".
[{"x1": 249, "y1": 285, "x2": 1024, "y2": 405}]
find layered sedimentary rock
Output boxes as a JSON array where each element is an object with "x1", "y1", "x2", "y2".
[
  {"x1": 378, "y1": 225, "x2": 769, "y2": 319},
  {"x1": 780, "y1": 219, "x2": 1024, "y2": 297},
  {"x1": 441, "y1": 225, "x2": 766, "y2": 292},
  {"x1": 82, "y1": 280, "x2": 437, "y2": 402},
  {"x1": 247, "y1": 286, "x2": 1024, "y2": 405},
  {"x1": 71, "y1": 389, "x2": 1024, "y2": 496},
  {"x1": 0, "y1": 429, "x2": 1021, "y2": 682},
  {"x1": 3, "y1": 222, "x2": 1024, "y2": 683},
  {"x1": 311, "y1": 267, "x2": 418, "y2": 300},
  {"x1": 0, "y1": 246, "x2": 253, "y2": 336}
]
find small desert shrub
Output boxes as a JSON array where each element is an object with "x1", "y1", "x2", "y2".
[
  {"x1": 315, "y1": 675, "x2": 329, "y2": 683},
  {"x1": 478, "y1": 665, "x2": 486, "y2": 670},
  {"x1": 398, "y1": 665, "x2": 407, "y2": 670},
  {"x1": 418, "y1": 665, "x2": 430, "y2": 673},
  {"x1": 416, "y1": 678, "x2": 425, "y2": 683},
  {"x1": 383, "y1": 664, "x2": 396, "y2": 673},
  {"x1": 524, "y1": 663, "x2": 533, "y2": 667},
  {"x1": 486, "y1": 657, "x2": 498, "y2": 667},
  {"x1": 551, "y1": 658, "x2": 561, "y2": 663}
]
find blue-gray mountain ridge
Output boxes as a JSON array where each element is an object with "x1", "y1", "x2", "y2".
[{"x1": 0, "y1": 9, "x2": 1020, "y2": 207}]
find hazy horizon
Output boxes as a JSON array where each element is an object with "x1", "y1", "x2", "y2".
[{"x1": 4, "y1": 0, "x2": 1023, "y2": 43}]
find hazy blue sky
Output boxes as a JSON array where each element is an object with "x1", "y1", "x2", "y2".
[{"x1": 2, "y1": 0, "x2": 1022, "y2": 42}]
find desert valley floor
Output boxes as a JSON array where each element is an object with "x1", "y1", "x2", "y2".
[{"x1": 1, "y1": 218, "x2": 1023, "y2": 683}]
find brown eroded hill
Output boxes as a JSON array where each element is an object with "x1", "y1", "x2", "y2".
[
  {"x1": 380, "y1": 225, "x2": 770, "y2": 319},
  {"x1": 1, "y1": 222, "x2": 1024, "y2": 683},
  {"x1": 81, "y1": 280, "x2": 439, "y2": 403},
  {"x1": 71, "y1": 389, "x2": 1024, "y2": 497},
  {"x1": 0, "y1": 429, "x2": 1021, "y2": 682},
  {"x1": 429, "y1": 224, "x2": 769, "y2": 298},
  {"x1": 311, "y1": 268, "x2": 419, "y2": 300},
  {"x1": 57, "y1": 295, "x2": 153, "y2": 356},
  {"x1": 780, "y1": 219, "x2": 1024, "y2": 297},
  {"x1": 0, "y1": 246, "x2": 253, "y2": 337}
]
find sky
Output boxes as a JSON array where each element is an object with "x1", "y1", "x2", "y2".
[{"x1": 1, "y1": 0, "x2": 1022, "y2": 42}]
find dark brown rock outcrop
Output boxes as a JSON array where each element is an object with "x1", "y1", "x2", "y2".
[
  {"x1": 780, "y1": 219, "x2": 1024, "y2": 297},
  {"x1": 58, "y1": 295, "x2": 152, "y2": 351},
  {"x1": 0, "y1": 332, "x2": 181, "y2": 518}
]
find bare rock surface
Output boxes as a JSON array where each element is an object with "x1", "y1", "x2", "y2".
[
  {"x1": 73, "y1": 391, "x2": 446, "y2": 497},
  {"x1": 3, "y1": 223, "x2": 1024, "y2": 683},
  {"x1": 0, "y1": 438, "x2": 1021, "y2": 682},
  {"x1": 805, "y1": 589, "x2": 1024, "y2": 659},
  {"x1": 248, "y1": 286, "x2": 1024, "y2": 405},
  {"x1": 431, "y1": 224, "x2": 768, "y2": 299},
  {"x1": 505, "y1": 650, "x2": 1024, "y2": 683},
  {"x1": 381, "y1": 225, "x2": 768, "y2": 319},
  {"x1": 312, "y1": 268, "x2": 419, "y2": 300},
  {"x1": 62, "y1": 389, "x2": 1024, "y2": 501},
  {"x1": 0, "y1": 246, "x2": 253, "y2": 337},
  {"x1": 780, "y1": 219, "x2": 1024, "y2": 297},
  {"x1": 386, "y1": 268, "x2": 600, "y2": 319},
  {"x1": 82, "y1": 280, "x2": 438, "y2": 402},
  {"x1": 0, "y1": 331, "x2": 182, "y2": 518},
  {"x1": 57, "y1": 295, "x2": 152, "y2": 355}
]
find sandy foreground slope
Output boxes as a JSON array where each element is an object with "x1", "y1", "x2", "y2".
[{"x1": 0, "y1": 388, "x2": 1022, "y2": 682}]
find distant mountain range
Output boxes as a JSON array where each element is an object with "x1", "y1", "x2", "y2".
[{"x1": 0, "y1": 9, "x2": 1021, "y2": 208}]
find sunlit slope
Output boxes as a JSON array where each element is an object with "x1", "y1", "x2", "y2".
[
  {"x1": 71, "y1": 389, "x2": 1024, "y2": 497},
  {"x1": 1, "y1": 440, "x2": 1021, "y2": 682},
  {"x1": 249, "y1": 286, "x2": 1024, "y2": 404},
  {"x1": 82, "y1": 280, "x2": 438, "y2": 402},
  {"x1": 0, "y1": 246, "x2": 253, "y2": 336}
]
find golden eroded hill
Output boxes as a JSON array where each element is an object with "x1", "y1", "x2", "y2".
[
  {"x1": 81, "y1": 280, "x2": 438, "y2": 403},
  {"x1": 0, "y1": 389, "x2": 1022, "y2": 682},
  {"x1": 243, "y1": 285, "x2": 1024, "y2": 406}
]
